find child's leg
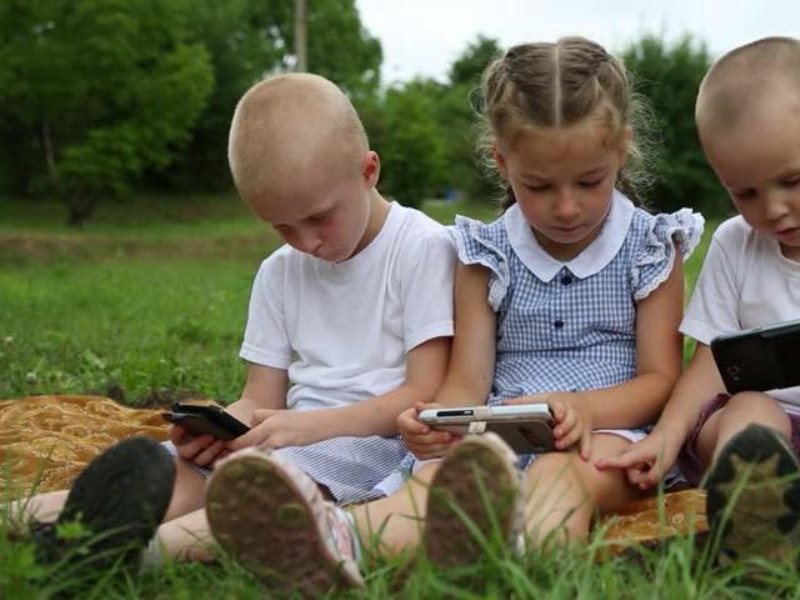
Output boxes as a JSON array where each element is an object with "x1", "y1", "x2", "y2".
[
  {"x1": 163, "y1": 457, "x2": 209, "y2": 521},
  {"x1": 348, "y1": 461, "x2": 439, "y2": 556},
  {"x1": 156, "y1": 507, "x2": 216, "y2": 563},
  {"x1": 8, "y1": 490, "x2": 70, "y2": 525},
  {"x1": 694, "y1": 391, "x2": 791, "y2": 468},
  {"x1": 523, "y1": 434, "x2": 639, "y2": 547}
]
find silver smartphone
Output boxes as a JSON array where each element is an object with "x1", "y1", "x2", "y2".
[
  {"x1": 418, "y1": 403, "x2": 555, "y2": 454},
  {"x1": 711, "y1": 319, "x2": 800, "y2": 394}
]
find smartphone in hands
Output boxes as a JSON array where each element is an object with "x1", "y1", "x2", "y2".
[
  {"x1": 418, "y1": 403, "x2": 555, "y2": 454},
  {"x1": 162, "y1": 402, "x2": 250, "y2": 441},
  {"x1": 711, "y1": 319, "x2": 800, "y2": 394}
]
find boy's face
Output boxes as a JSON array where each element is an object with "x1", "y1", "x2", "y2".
[
  {"x1": 700, "y1": 91, "x2": 800, "y2": 259},
  {"x1": 248, "y1": 151, "x2": 379, "y2": 263}
]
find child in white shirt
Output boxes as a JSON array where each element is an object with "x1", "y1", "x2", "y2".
[{"x1": 598, "y1": 36, "x2": 800, "y2": 566}]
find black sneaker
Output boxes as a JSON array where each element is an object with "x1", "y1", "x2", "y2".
[
  {"x1": 32, "y1": 436, "x2": 176, "y2": 572},
  {"x1": 704, "y1": 423, "x2": 800, "y2": 565}
]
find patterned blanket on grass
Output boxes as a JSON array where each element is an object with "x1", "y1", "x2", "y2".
[{"x1": 0, "y1": 395, "x2": 707, "y2": 553}]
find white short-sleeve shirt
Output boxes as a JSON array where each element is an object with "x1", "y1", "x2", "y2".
[
  {"x1": 681, "y1": 215, "x2": 800, "y2": 412},
  {"x1": 240, "y1": 202, "x2": 456, "y2": 411}
]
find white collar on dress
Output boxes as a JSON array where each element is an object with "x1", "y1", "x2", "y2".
[{"x1": 503, "y1": 190, "x2": 635, "y2": 282}]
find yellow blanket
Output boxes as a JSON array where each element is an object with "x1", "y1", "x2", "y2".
[{"x1": 0, "y1": 395, "x2": 706, "y2": 551}]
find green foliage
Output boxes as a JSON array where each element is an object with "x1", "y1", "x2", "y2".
[
  {"x1": 622, "y1": 34, "x2": 728, "y2": 218},
  {"x1": 378, "y1": 80, "x2": 448, "y2": 208},
  {"x1": 0, "y1": 0, "x2": 214, "y2": 225}
]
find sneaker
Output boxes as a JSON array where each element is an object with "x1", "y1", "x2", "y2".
[
  {"x1": 424, "y1": 432, "x2": 523, "y2": 567},
  {"x1": 704, "y1": 423, "x2": 800, "y2": 565},
  {"x1": 206, "y1": 448, "x2": 363, "y2": 594},
  {"x1": 32, "y1": 436, "x2": 176, "y2": 571}
]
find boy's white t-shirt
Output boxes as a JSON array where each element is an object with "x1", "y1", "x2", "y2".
[
  {"x1": 240, "y1": 202, "x2": 456, "y2": 412},
  {"x1": 681, "y1": 215, "x2": 800, "y2": 413}
]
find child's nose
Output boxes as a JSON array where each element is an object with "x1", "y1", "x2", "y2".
[{"x1": 553, "y1": 189, "x2": 581, "y2": 220}]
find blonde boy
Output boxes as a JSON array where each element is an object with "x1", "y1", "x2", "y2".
[
  {"x1": 599, "y1": 36, "x2": 800, "y2": 564},
  {"x1": 20, "y1": 73, "x2": 455, "y2": 574}
]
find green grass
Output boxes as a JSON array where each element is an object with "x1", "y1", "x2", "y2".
[{"x1": 1, "y1": 194, "x2": 761, "y2": 599}]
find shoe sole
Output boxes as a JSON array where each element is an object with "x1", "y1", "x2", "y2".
[
  {"x1": 206, "y1": 449, "x2": 362, "y2": 594},
  {"x1": 424, "y1": 432, "x2": 522, "y2": 567},
  {"x1": 50, "y1": 436, "x2": 175, "y2": 567},
  {"x1": 704, "y1": 423, "x2": 800, "y2": 564}
]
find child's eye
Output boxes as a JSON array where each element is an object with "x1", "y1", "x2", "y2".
[
  {"x1": 579, "y1": 179, "x2": 603, "y2": 188},
  {"x1": 733, "y1": 189, "x2": 757, "y2": 201},
  {"x1": 525, "y1": 183, "x2": 549, "y2": 192},
  {"x1": 780, "y1": 177, "x2": 800, "y2": 189}
]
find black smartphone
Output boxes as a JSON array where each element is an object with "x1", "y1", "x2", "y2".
[
  {"x1": 162, "y1": 402, "x2": 250, "y2": 441},
  {"x1": 711, "y1": 319, "x2": 800, "y2": 394}
]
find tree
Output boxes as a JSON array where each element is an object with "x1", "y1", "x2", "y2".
[
  {"x1": 378, "y1": 80, "x2": 447, "y2": 208},
  {"x1": 0, "y1": 0, "x2": 214, "y2": 224},
  {"x1": 441, "y1": 36, "x2": 503, "y2": 203},
  {"x1": 621, "y1": 34, "x2": 724, "y2": 216},
  {"x1": 160, "y1": 0, "x2": 383, "y2": 191}
]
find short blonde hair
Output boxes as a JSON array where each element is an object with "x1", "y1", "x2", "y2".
[
  {"x1": 228, "y1": 73, "x2": 368, "y2": 202},
  {"x1": 696, "y1": 36, "x2": 800, "y2": 131}
]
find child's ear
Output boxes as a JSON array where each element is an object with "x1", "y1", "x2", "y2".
[
  {"x1": 362, "y1": 151, "x2": 380, "y2": 187},
  {"x1": 491, "y1": 141, "x2": 510, "y2": 181}
]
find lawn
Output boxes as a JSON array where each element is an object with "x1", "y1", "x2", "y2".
[{"x1": 6, "y1": 194, "x2": 788, "y2": 600}]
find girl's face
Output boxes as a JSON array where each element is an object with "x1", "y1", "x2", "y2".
[{"x1": 493, "y1": 119, "x2": 627, "y2": 261}]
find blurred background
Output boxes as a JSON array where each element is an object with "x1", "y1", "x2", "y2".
[{"x1": 0, "y1": 0, "x2": 793, "y2": 403}]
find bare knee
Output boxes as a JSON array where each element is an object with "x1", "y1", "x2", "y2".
[{"x1": 707, "y1": 393, "x2": 790, "y2": 459}]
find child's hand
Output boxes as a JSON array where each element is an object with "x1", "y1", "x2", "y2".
[
  {"x1": 227, "y1": 409, "x2": 320, "y2": 451},
  {"x1": 398, "y1": 403, "x2": 459, "y2": 460},
  {"x1": 505, "y1": 392, "x2": 593, "y2": 458},
  {"x1": 594, "y1": 427, "x2": 684, "y2": 490},
  {"x1": 169, "y1": 424, "x2": 228, "y2": 467}
]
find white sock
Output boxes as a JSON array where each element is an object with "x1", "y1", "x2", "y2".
[{"x1": 139, "y1": 535, "x2": 164, "y2": 570}]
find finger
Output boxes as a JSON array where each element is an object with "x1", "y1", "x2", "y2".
[
  {"x1": 251, "y1": 409, "x2": 276, "y2": 425},
  {"x1": 549, "y1": 400, "x2": 566, "y2": 424},
  {"x1": 399, "y1": 414, "x2": 430, "y2": 434},
  {"x1": 595, "y1": 451, "x2": 638, "y2": 470},
  {"x1": 194, "y1": 440, "x2": 227, "y2": 467},
  {"x1": 579, "y1": 430, "x2": 592, "y2": 461},
  {"x1": 553, "y1": 407, "x2": 576, "y2": 439},
  {"x1": 176, "y1": 434, "x2": 215, "y2": 458}
]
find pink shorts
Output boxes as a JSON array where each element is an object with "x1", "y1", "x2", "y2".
[{"x1": 677, "y1": 394, "x2": 800, "y2": 487}]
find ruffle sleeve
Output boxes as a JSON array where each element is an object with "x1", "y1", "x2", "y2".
[
  {"x1": 449, "y1": 215, "x2": 511, "y2": 311},
  {"x1": 632, "y1": 208, "x2": 705, "y2": 301}
]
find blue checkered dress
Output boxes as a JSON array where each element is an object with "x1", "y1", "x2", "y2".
[{"x1": 449, "y1": 196, "x2": 703, "y2": 468}]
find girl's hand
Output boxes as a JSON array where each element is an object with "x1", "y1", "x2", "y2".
[
  {"x1": 505, "y1": 392, "x2": 592, "y2": 458},
  {"x1": 398, "y1": 403, "x2": 459, "y2": 460},
  {"x1": 594, "y1": 427, "x2": 684, "y2": 490},
  {"x1": 227, "y1": 409, "x2": 321, "y2": 451},
  {"x1": 169, "y1": 424, "x2": 228, "y2": 467}
]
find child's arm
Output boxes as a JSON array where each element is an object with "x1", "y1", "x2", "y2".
[
  {"x1": 595, "y1": 343, "x2": 725, "y2": 488},
  {"x1": 171, "y1": 364, "x2": 288, "y2": 465},
  {"x1": 226, "y1": 337, "x2": 450, "y2": 450},
  {"x1": 509, "y1": 257, "x2": 686, "y2": 458},
  {"x1": 400, "y1": 263, "x2": 497, "y2": 459}
]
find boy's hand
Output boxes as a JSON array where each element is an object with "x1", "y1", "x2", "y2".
[
  {"x1": 169, "y1": 424, "x2": 229, "y2": 467},
  {"x1": 594, "y1": 427, "x2": 684, "y2": 490},
  {"x1": 505, "y1": 392, "x2": 592, "y2": 459},
  {"x1": 398, "y1": 403, "x2": 459, "y2": 460},
  {"x1": 227, "y1": 409, "x2": 320, "y2": 451}
]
